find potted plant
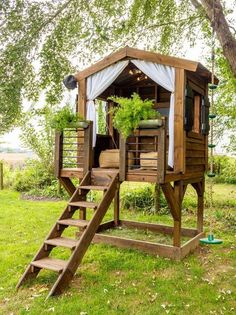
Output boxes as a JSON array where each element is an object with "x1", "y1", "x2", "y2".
[
  {"x1": 109, "y1": 93, "x2": 162, "y2": 138},
  {"x1": 50, "y1": 106, "x2": 88, "y2": 131}
]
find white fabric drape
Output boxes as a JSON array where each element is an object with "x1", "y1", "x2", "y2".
[
  {"x1": 131, "y1": 60, "x2": 175, "y2": 168},
  {"x1": 86, "y1": 60, "x2": 129, "y2": 146}
]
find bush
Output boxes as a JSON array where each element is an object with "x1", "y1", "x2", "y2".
[
  {"x1": 210, "y1": 155, "x2": 236, "y2": 184},
  {"x1": 11, "y1": 159, "x2": 67, "y2": 198},
  {"x1": 121, "y1": 184, "x2": 168, "y2": 214}
]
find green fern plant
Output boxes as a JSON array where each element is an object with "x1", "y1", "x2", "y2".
[
  {"x1": 109, "y1": 93, "x2": 161, "y2": 138},
  {"x1": 50, "y1": 106, "x2": 85, "y2": 131}
]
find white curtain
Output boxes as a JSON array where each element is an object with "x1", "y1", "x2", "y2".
[
  {"x1": 131, "y1": 60, "x2": 175, "y2": 168},
  {"x1": 86, "y1": 60, "x2": 129, "y2": 146}
]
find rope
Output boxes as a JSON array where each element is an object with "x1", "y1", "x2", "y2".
[{"x1": 208, "y1": 0, "x2": 216, "y2": 235}]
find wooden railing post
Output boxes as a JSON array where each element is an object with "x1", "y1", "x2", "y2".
[
  {"x1": 83, "y1": 121, "x2": 93, "y2": 175},
  {"x1": 157, "y1": 117, "x2": 167, "y2": 183},
  {"x1": 54, "y1": 131, "x2": 63, "y2": 178},
  {"x1": 119, "y1": 136, "x2": 127, "y2": 181}
]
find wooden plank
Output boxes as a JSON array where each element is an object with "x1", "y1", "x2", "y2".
[
  {"x1": 75, "y1": 46, "x2": 198, "y2": 81},
  {"x1": 83, "y1": 122, "x2": 93, "y2": 175},
  {"x1": 181, "y1": 232, "x2": 205, "y2": 258},
  {"x1": 92, "y1": 233, "x2": 181, "y2": 260},
  {"x1": 174, "y1": 68, "x2": 185, "y2": 173},
  {"x1": 157, "y1": 118, "x2": 166, "y2": 183},
  {"x1": 31, "y1": 258, "x2": 67, "y2": 273},
  {"x1": 60, "y1": 168, "x2": 83, "y2": 178},
  {"x1": 57, "y1": 218, "x2": 89, "y2": 228},
  {"x1": 59, "y1": 177, "x2": 76, "y2": 196},
  {"x1": 77, "y1": 79, "x2": 87, "y2": 117},
  {"x1": 119, "y1": 136, "x2": 127, "y2": 181},
  {"x1": 54, "y1": 132, "x2": 63, "y2": 177},
  {"x1": 44, "y1": 237, "x2": 78, "y2": 249},
  {"x1": 126, "y1": 47, "x2": 198, "y2": 71},
  {"x1": 161, "y1": 183, "x2": 179, "y2": 221},
  {"x1": 185, "y1": 165, "x2": 205, "y2": 172},
  {"x1": 96, "y1": 220, "x2": 115, "y2": 232},
  {"x1": 186, "y1": 142, "x2": 205, "y2": 150},
  {"x1": 173, "y1": 181, "x2": 182, "y2": 247},
  {"x1": 186, "y1": 150, "x2": 205, "y2": 158},
  {"x1": 186, "y1": 131, "x2": 204, "y2": 140},
  {"x1": 186, "y1": 158, "x2": 206, "y2": 165},
  {"x1": 120, "y1": 220, "x2": 198, "y2": 237},
  {"x1": 75, "y1": 47, "x2": 127, "y2": 80},
  {"x1": 164, "y1": 171, "x2": 204, "y2": 182},
  {"x1": 68, "y1": 201, "x2": 98, "y2": 209}
]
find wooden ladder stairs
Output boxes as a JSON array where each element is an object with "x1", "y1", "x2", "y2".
[{"x1": 16, "y1": 170, "x2": 119, "y2": 298}]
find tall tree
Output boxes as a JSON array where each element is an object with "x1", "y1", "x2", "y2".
[{"x1": 0, "y1": 0, "x2": 235, "y2": 135}]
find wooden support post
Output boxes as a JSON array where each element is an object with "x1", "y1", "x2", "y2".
[
  {"x1": 173, "y1": 181, "x2": 182, "y2": 247},
  {"x1": 119, "y1": 136, "x2": 127, "y2": 181},
  {"x1": 161, "y1": 181, "x2": 183, "y2": 247},
  {"x1": 54, "y1": 132, "x2": 63, "y2": 178},
  {"x1": 114, "y1": 182, "x2": 120, "y2": 226},
  {"x1": 77, "y1": 79, "x2": 87, "y2": 117},
  {"x1": 192, "y1": 179, "x2": 204, "y2": 233},
  {"x1": 154, "y1": 183, "x2": 160, "y2": 213},
  {"x1": 83, "y1": 122, "x2": 93, "y2": 175},
  {"x1": 0, "y1": 161, "x2": 3, "y2": 190},
  {"x1": 157, "y1": 117, "x2": 166, "y2": 183},
  {"x1": 174, "y1": 68, "x2": 185, "y2": 173}
]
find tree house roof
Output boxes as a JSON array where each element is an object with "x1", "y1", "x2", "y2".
[{"x1": 74, "y1": 46, "x2": 218, "y2": 83}]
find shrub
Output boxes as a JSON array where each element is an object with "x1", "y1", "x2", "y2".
[
  {"x1": 210, "y1": 155, "x2": 236, "y2": 184},
  {"x1": 121, "y1": 185, "x2": 168, "y2": 214}
]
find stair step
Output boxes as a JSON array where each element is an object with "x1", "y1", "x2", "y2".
[
  {"x1": 57, "y1": 218, "x2": 89, "y2": 228},
  {"x1": 31, "y1": 257, "x2": 67, "y2": 272},
  {"x1": 45, "y1": 237, "x2": 78, "y2": 249},
  {"x1": 68, "y1": 201, "x2": 98, "y2": 209},
  {"x1": 79, "y1": 185, "x2": 108, "y2": 191}
]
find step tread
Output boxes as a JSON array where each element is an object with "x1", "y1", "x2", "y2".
[
  {"x1": 45, "y1": 237, "x2": 78, "y2": 249},
  {"x1": 57, "y1": 218, "x2": 89, "y2": 228},
  {"x1": 31, "y1": 257, "x2": 67, "y2": 272},
  {"x1": 79, "y1": 185, "x2": 108, "y2": 191},
  {"x1": 68, "y1": 201, "x2": 98, "y2": 209}
]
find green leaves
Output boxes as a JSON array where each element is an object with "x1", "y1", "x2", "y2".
[{"x1": 109, "y1": 93, "x2": 160, "y2": 138}]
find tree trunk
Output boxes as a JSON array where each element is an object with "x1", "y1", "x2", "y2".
[{"x1": 192, "y1": 0, "x2": 236, "y2": 78}]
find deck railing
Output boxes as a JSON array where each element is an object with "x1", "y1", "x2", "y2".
[
  {"x1": 119, "y1": 118, "x2": 166, "y2": 183},
  {"x1": 54, "y1": 122, "x2": 93, "y2": 177}
]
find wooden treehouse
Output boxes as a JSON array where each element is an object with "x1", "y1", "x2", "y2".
[{"x1": 17, "y1": 47, "x2": 217, "y2": 298}]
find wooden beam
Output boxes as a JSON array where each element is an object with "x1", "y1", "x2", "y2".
[
  {"x1": 78, "y1": 79, "x2": 87, "y2": 118},
  {"x1": 75, "y1": 46, "x2": 199, "y2": 81},
  {"x1": 161, "y1": 183, "x2": 179, "y2": 221},
  {"x1": 174, "y1": 68, "x2": 185, "y2": 173},
  {"x1": 92, "y1": 233, "x2": 181, "y2": 260},
  {"x1": 75, "y1": 47, "x2": 128, "y2": 81},
  {"x1": 54, "y1": 132, "x2": 63, "y2": 178},
  {"x1": 59, "y1": 178, "x2": 76, "y2": 196},
  {"x1": 126, "y1": 47, "x2": 198, "y2": 72},
  {"x1": 180, "y1": 232, "x2": 205, "y2": 258},
  {"x1": 120, "y1": 220, "x2": 198, "y2": 237}
]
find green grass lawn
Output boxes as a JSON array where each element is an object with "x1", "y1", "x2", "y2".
[{"x1": 0, "y1": 185, "x2": 235, "y2": 315}]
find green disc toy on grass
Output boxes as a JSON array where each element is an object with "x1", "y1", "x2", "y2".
[{"x1": 200, "y1": 234, "x2": 223, "y2": 245}]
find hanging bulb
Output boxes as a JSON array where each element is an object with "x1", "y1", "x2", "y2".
[
  {"x1": 137, "y1": 77, "x2": 140, "y2": 81},
  {"x1": 144, "y1": 75, "x2": 148, "y2": 79},
  {"x1": 129, "y1": 69, "x2": 134, "y2": 75}
]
